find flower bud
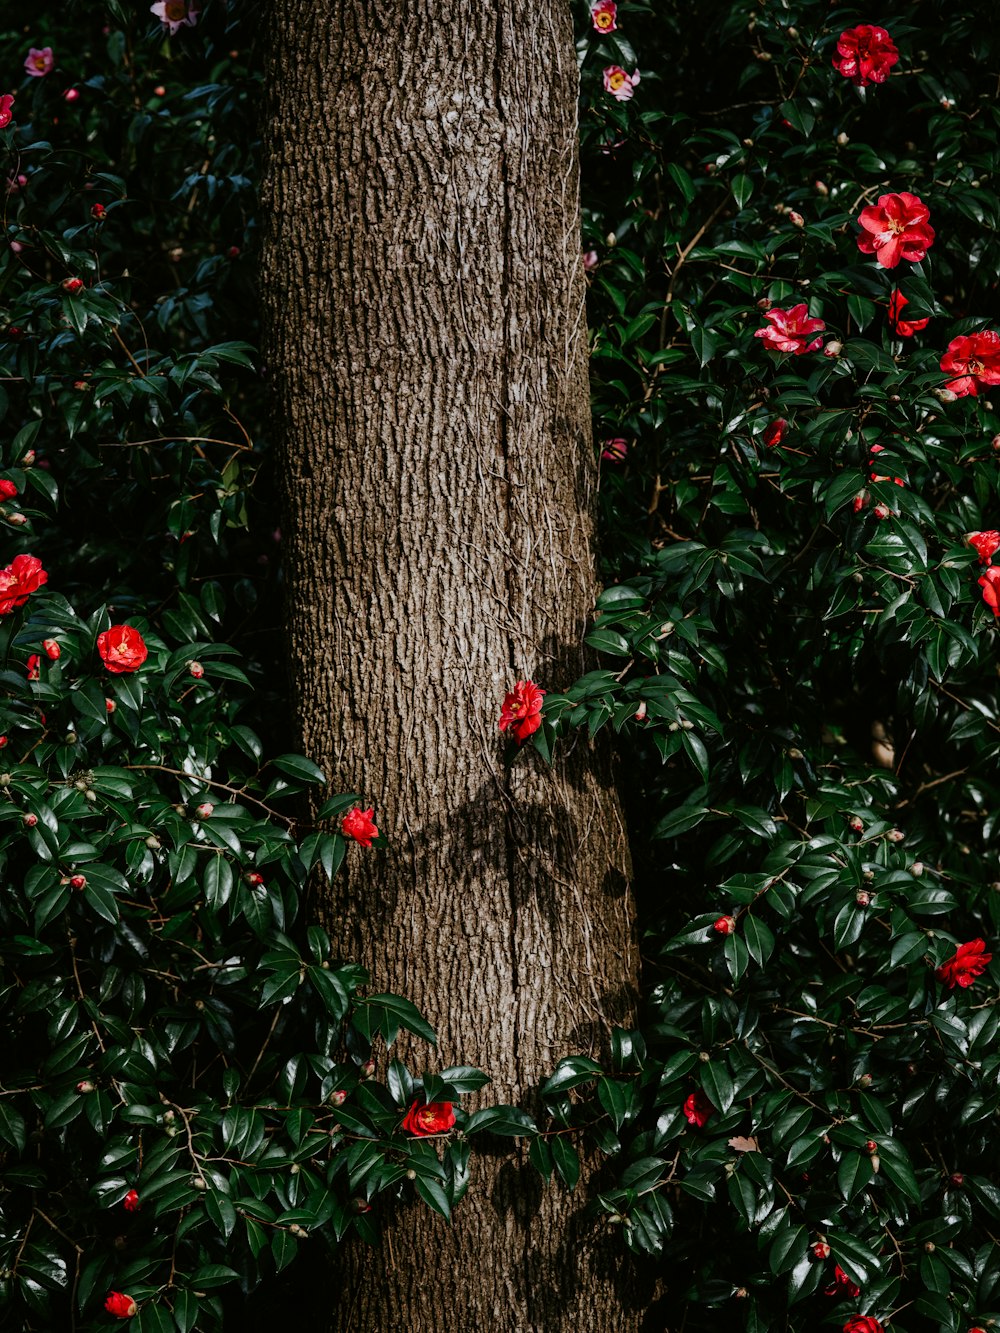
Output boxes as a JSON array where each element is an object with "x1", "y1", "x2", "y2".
[
  {"x1": 848, "y1": 815, "x2": 863, "y2": 832},
  {"x1": 70, "y1": 874, "x2": 86, "y2": 890},
  {"x1": 814, "y1": 180, "x2": 829, "y2": 196},
  {"x1": 105, "y1": 698, "x2": 116, "y2": 714},
  {"x1": 145, "y1": 834, "x2": 161, "y2": 848},
  {"x1": 949, "y1": 1172, "x2": 964, "y2": 1187},
  {"x1": 865, "y1": 1139, "x2": 878, "y2": 1154},
  {"x1": 91, "y1": 203, "x2": 107, "y2": 220},
  {"x1": 824, "y1": 340, "x2": 843, "y2": 358},
  {"x1": 76, "y1": 1079, "x2": 95, "y2": 1093},
  {"x1": 7, "y1": 512, "x2": 27, "y2": 526},
  {"x1": 836, "y1": 132, "x2": 849, "y2": 145},
  {"x1": 352, "y1": 1197, "x2": 372, "y2": 1213},
  {"x1": 713, "y1": 915, "x2": 737, "y2": 935},
  {"x1": 887, "y1": 828, "x2": 904, "y2": 842},
  {"x1": 789, "y1": 210, "x2": 804, "y2": 228},
  {"x1": 328, "y1": 1089, "x2": 347, "y2": 1107},
  {"x1": 123, "y1": 1189, "x2": 140, "y2": 1212},
  {"x1": 195, "y1": 802, "x2": 214, "y2": 819},
  {"x1": 43, "y1": 639, "x2": 60, "y2": 660},
  {"x1": 63, "y1": 88, "x2": 80, "y2": 103},
  {"x1": 361, "y1": 1058, "x2": 376, "y2": 1078},
  {"x1": 191, "y1": 1176, "x2": 208, "y2": 1190},
  {"x1": 811, "y1": 1241, "x2": 830, "y2": 1259},
  {"x1": 289, "y1": 1223, "x2": 308, "y2": 1238},
  {"x1": 855, "y1": 890, "x2": 871, "y2": 908},
  {"x1": 23, "y1": 812, "x2": 37, "y2": 827},
  {"x1": 857, "y1": 1073, "x2": 873, "y2": 1088},
  {"x1": 62, "y1": 276, "x2": 84, "y2": 294},
  {"x1": 188, "y1": 661, "x2": 204, "y2": 678},
  {"x1": 934, "y1": 387, "x2": 957, "y2": 403},
  {"x1": 910, "y1": 861, "x2": 923, "y2": 877}
]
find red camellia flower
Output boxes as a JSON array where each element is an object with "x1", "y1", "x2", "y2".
[
  {"x1": 888, "y1": 290, "x2": 930, "y2": 337},
  {"x1": 0, "y1": 480, "x2": 17, "y2": 500},
  {"x1": 0, "y1": 553, "x2": 48, "y2": 615},
  {"x1": 978, "y1": 567, "x2": 1000, "y2": 616},
  {"x1": 856, "y1": 193, "x2": 934, "y2": 269},
  {"x1": 812, "y1": 1241, "x2": 831, "y2": 1260},
  {"x1": 97, "y1": 625, "x2": 148, "y2": 674},
  {"x1": 591, "y1": 0, "x2": 617, "y2": 32},
  {"x1": 968, "y1": 531, "x2": 1000, "y2": 565},
  {"x1": 753, "y1": 303, "x2": 826, "y2": 355},
  {"x1": 601, "y1": 437, "x2": 628, "y2": 463},
  {"x1": 498, "y1": 679, "x2": 545, "y2": 743},
  {"x1": 825, "y1": 1265, "x2": 861, "y2": 1299},
  {"x1": 342, "y1": 805, "x2": 378, "y2": 847},
  {"x1": 104, "y1": 1291, "x2": 138, "y2": 1318},
  {"x1": 683, "y1": 1089, "x2": 714, "y2": 1128},
  {"x1": 842, "y1": 1319, "x2": 884, "y2": 1333},
  {"x1": 713, "y1": 915, "x2": 736, "y2": 935},
  {"x1": 43, "y1": 638, "x2": 60, "y2": 660},
  {"x1": 123, "y1": 1189, "x2": 140, "y2": 1212},
  {"x1": 0, "y1": 94, "x2": 14, "y2": 130},
  {"x1": 762, "y1": 418, "x2": 788, "y2": 447},
  {"x1": 26, "y1": 654, "x2": 40, "y2": 681},
  {"x1": 832, "y1": 25, "x2": 899, "y2": 86},
  {"x1": 91, "y1": 202, "x2": 107, "y2": 221},
  {"x1": 402, "y1": 1100, "x2": 456, "y2": 1136},
  {"x1": 61, "y1": 276, "x2": 85, "y2": 294},
  {"x1": 940, "y1": 331, "x2": 1000, "y2": 397},
  {"x1": 936, "y1": 939, "x2": 993, "y2": 988}
]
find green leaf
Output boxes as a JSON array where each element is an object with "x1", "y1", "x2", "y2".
[{"x1": 550, "y1": 1135, "x2": 580, "y2": 1190}]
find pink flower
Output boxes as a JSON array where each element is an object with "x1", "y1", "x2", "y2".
[
  {"x1": 601, "y1": 438, "x2": 628, "y2": 463},
  {"x1": 603, "y1": 65, "x2": 640, "y2": 102},
  {"x1": 24, "y1": 47, "x2": 54, "y2": 78},
  {"x1": 342, "y1": 806, "x2": 378, "y2": 847},
  {"x1": 856, "y1": 193, "x2": 934, "y2": 269},
  {"x1": 888, "y1": 290, "x2": 930, "y2": 337},
  {"x1": 832, "y1": 25, "x2": 899, "y2": 86},
  {"x1": 762, "y1": 418, "x2": 788, "y2": 447},
  {"x1": 498, "y1": 680, "x2": 545, "y2": 743},
  {"x1": 683, "y1": 1089, "x2": 714, "y2": 1128},
  {"x1": 936, "y1": 938, "x2": 992, "y2": 987},
  {"x1": 582, "y1": 249, "x2": 599, "y2": 272},
  {"x1": 591, "y1": 0, "x2": 618, "y2": 33},
  {"x1": 979, "y1": 567, "x2": 1000, "y2": 617},
  {"x1": 0, "y1": 94, "x2": 15, "y2": 129},
  {"x1": 754, "y1": 303, "x2": 826, "y2": 355},
  {"x1": 940, "y1": 331, "x2": 1000, "y2": 398},
  {"x1": 968, "y1": 531, "x2": 1000, "y2": 565},
  {"x1": 150, "y1": 0, "x2": 199, "y2": 34}
]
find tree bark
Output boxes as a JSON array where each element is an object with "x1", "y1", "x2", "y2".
[{"x1": 260, "y1": 2, "x2": 640, "y2": 1328}]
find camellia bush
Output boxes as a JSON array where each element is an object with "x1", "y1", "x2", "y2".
[
  {"x1": 7, "y1": 0, "x2": 1000, "y2": 1331},
  {"x1": 512, "y1": 2, "x2": 1000, "y2": 1331}
]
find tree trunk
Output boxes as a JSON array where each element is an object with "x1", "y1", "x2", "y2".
[{"x1": 260, "y1": 2, "x2": 640, "y2": 1328}]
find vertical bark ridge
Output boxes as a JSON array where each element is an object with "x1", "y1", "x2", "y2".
[{"x1": 261, "y1": 2, "x2": 641, "y2": 1327}]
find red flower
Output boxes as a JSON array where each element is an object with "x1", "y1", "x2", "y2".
[
  {"x1": 683, "y1": 1089, "x2": 714, "y2": 1128},
  {"x1": 91, "y1": 203, "x2": 107, "y2": 220},
  {"x1": 832, "y1": 25, "x2": 899, "y2": 86},
  {"x1": 0, "y1": 480, "x2": 17, "y2": 500},
  {"x1": 857, "y1": 193, "x2": 934, "y2": 269},
  {"x1": 402, "y1": 1100, "x2": 456, "y2": 1136},
  {"x1": 762, "y1": 418, "x2": 788, "y2": 448},
  {"x1": 842, "y1": 1319, "x2": 884, "y2": 1333},
  {"x1": 969, "y1": 531, "x2": 1000, "y2": 565},
  {"x1": 868, "y1": 445, "x2": 905, "y2": 488},
  {"x1": 753, "y1": 303, "x2": 826, "y2": 355},
  {"x1": 888, "y1": 290, "x2": 930, "y2": 337},
  {"x1": 812, "y1": 1241, "x2": 831, "y2": 1260},
  {"x1": 342, "y1": 806, "x2": 378, "y2": 847},
  {"x1": 104, "y1": 1292, "x2": 137, "y2": 1318},
  {"x1": 825, "y1": 1265, "x2": 861, "y2": 1299},
  {"x1": 601, "y1": 437, "x2": 628, "y2": 463},
  {"x1": 0, "y1": 94, "x2": 14, "y2": 130},
  {"x1": 0, "y1": 554, "x2": 48, "y2": 615},
  {"x1": 936, "y1": 939, "x2": 992, "y2": 989},
  {"x1": 979, "y1": 567, "x2": 1000, "y2": 617},
  {"x1": 591, "y1": 0, "x2": 617, "y2": 32},
  {"x1": 713, "y1": 915, "x2": 736, "y2": 935},
  {"x1": 188, "y1": 660, "x2": 204, "y2": 678},
  {"x1": 43, "y1": 638, "x2": 60, "y2": 660},
  {"x1": 61, "y1": 276, "x2": 85, "y2": 294},
  {"x1": 498, "y1": 679, "x2": 545, "y2": 743},
  {"x1": 26, "y1": 654, "x2": 40, "y2": 681},
  {"x1": 123, "y1": 1189, "x2": 140, "y2": 1212},
  {"x1": 940, "y1": 331, "x2": 1000, "y2": 398},
  {"x1": 97, "y1": 625, "x2": 148, "y2": 674}
]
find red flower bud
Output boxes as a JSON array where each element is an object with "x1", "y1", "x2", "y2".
[
  {"x1": 188, "y1": 660, "x2": 204, "y2": 678},
  {"x1": 61, "y1": 276, "x2": 84, "y2": 294},
  {"x1": 123, "y1": 1189, "x2": 140, "y2": 1212},
  {"x1": 246, "y1": 872, "x2": 264, "y2": 886},
  {"x1": 811, "y1": 1241, "x2": 831, "y2": 1259},
  {"x1": 195, "y1": 802, "x2": 214, "y2": 819},
  {"x1": 43, "y1": 638, "x2": 60, "y2": 660},
  {"x1": 865, "y1": 1139, "x2": 878, "y2": 1154},
  {"x1": 91, "y1": 203, "x2": 106, "y2": 220},
  {"x1": 361, "y1": 1058, "x2": 376, "y2": 1078},
  {"x1": 328, "y1": 1089, "x2": 347, "y2": 1106},
  {"x1": 76, "y1": 1079, "x2": 95, "y2": 1093},
  {"x1": 848, "y1": 815, "x2": 863, "y2": 832},
  {"x1": 0, "y1": 736, "x2": 7, "y2": 749},
  {"x1": 713, "y1": 915, "x2": 737, "y2": 935},
  {"x1": 106, "y1": 698, "x2": 116, "y2": 714},
  {"x1": 70, "y1": 874, "x2": 86, "y2": 889},
  {"x1": 855, "y1": 890, "x2": 872, "y2": 907},
  {"x1": 23, "y1": 812, "x2": 37, "y2": 827},
  {"x1": 104, "y1": 1292, "x2": 137, "y2": 1318},
  {"x1": 949, "y1": 1172, "x2": 964, "y2": 1187},
  {"x1": 352, "y1": 1197, "x2": 372, "y2": 1213}
]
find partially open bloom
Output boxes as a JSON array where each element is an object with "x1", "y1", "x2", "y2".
[
  {"x1": 754, "y1": 303, "x2": 826, "y2": 355},
  {"x1": 402, "y1": 1100, "x2": 456, "y2": 1136},
  {"x1": 713, "y1": 915, "x2": 736, "y2": 935},
  {"x1": 868, "y1": 445, "x2": 905, "y2": 488},
  {"x1": 825, "y1": 1265, "x2": 861, "y2": 1299},
  {"x1": 591, "y1": 0, "x2": 617, "y2": 32},
  {"x1": 888, "y1": 290, "x2": 930, "y2": 337},
  {"x1": 601, "y1": 437, "x2": 628, "y2": 463},
  {"x1": 24, "y1": 47, "x2": 54, "y2": 78},
  {"x1": 150, "y1": 0, "x2": 199, "y2": 34},
  {"x1": 188, "y1": 660, "x2": 204, "y2": 678},
  {"x1": 856, "y1": 193, "x2": 934, "y2": 269},
  {"x1": 940, "y1": 331, "x2": 1000, "y2": 398},
  {"x1": 0, "y1": 95, "x2": 15, "y2": 130},
  {"x1": 683, "y1": 1089, "x2": 714, "y2": 1128},
  {"x1": 0, "y1": 480, "x2": 17, "y2": 500},
  {"x1": 498, "y1": 679, "x2": 545, "y2": 743},
  {"x1": 0, "y1": 554, "x2": 47, "y2": 615},
  {"x1": 42, "y1": 639, "x2": 60, "y2": 660},
  {"x1": 832, "y1": 25, "x2": 899, "y2": 86},
  {"x1": 342, "y1": 806, "x2": 378, "y2": 847},
  {"x1": 968, "y1": 531, "x2": 1000, "y2": 565},
  {"x1": 980, "y1": 567, "x2": 1000, "y2": 617},
  {"x1": 26, "y1": 654, "x2": 40, "y2": 681},
  {"x1": 842, "y1": 1319, "x2": 884, "y2": 1333},
  {"x1": 104, "y1": 1291, "x2": 137, "y2": 1318},
  {"x1": 762, "y1": 418, "x2": 788, "y2": 447},
  {"x1": 97, "y1": 625, "x2": 148, "y2": 674},
  {"x1": 123, "y1": 1189, "x2": 140, "y2": 1212},
  {"x1": 812, "y1": 1241, "x2": 831, "y2": 1260},
  {"x1": 603, "y1": 65, "x2": 640, "y2": 101},
  {"x1": 936, "y1": 938, "x2": 992, "y2": 988}
]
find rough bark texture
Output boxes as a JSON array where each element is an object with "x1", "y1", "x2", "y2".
[{"x1": 260, "y1": 2, "x2": 640, "y2": 1328}]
